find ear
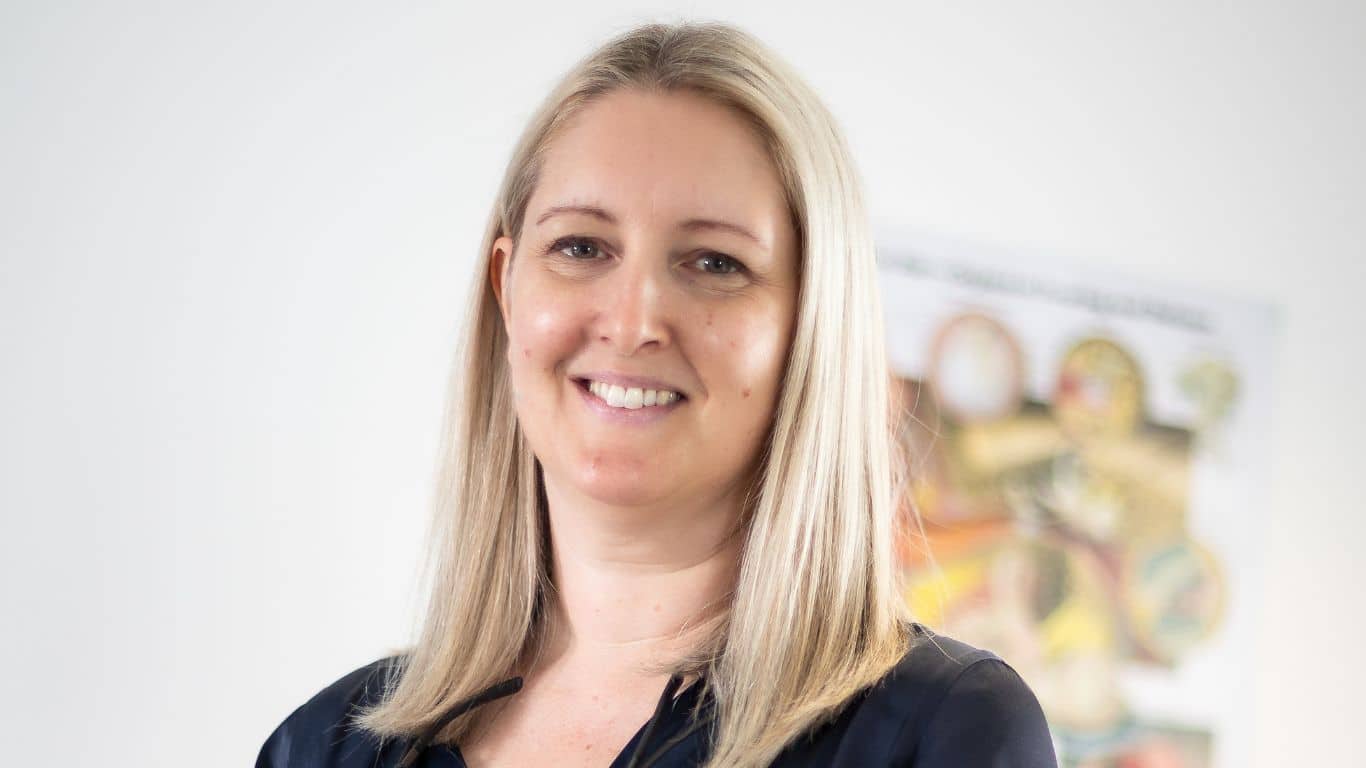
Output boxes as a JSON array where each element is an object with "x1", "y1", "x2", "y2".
[{"x1": 489, "y1": 235, "x2": 516, "y2": 322}]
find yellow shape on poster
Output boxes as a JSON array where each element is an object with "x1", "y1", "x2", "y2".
[
  {"x1": 1040, "y1": 593, "x2": 1116, "y2": 657},
  {"x1": 904, "y1": 554, "x2": 992, "y2": 628}
]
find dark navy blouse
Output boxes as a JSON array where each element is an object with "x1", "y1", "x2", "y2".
[{"x1": 256, "y1": 624, "x2": 1058, "y2": 767}]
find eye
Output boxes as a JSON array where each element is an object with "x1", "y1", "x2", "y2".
[
  {"x1": 692, "y1": 253, "x2": 744, "y2": 275},
  {"x1": 548, "y1": 236, "x2": 603, "y2": 261}
]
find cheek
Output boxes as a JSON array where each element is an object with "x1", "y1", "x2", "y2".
[
  {"x1": 505, "y1": 283, "x2": 587, "y2": 452},
  {"x1": 507, "y1": 281, "x2": 584, "y2": 376},
  {"x1": 704, "y1": 306, "x2": 792, "y2": 406}
]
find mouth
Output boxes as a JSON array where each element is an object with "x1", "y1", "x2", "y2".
[{"x1": 572, "y1": 377, "x2": 688, "y2": 411}]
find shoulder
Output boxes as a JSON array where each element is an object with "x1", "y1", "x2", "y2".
[
  {"x1": 776, "y1": 625, "x2": 1056, "y2": 767},
  {"x1": 872, "y1": 626, "x2": 1057, "y2": 766},
  {"x1": 255, "y1": 655, "x2": 407, "y2": 768}
]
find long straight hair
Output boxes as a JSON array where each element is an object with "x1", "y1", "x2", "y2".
[{"x1": 356, "y1": 21, "x2": 916, "y2": 767}]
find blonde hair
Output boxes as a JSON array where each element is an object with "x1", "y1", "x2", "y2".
[{"x1": 356, "y1": 20, "x2": 916, "y2": 767}]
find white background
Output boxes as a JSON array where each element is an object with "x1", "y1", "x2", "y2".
[{"x1": 1, "y1": 2, "x2": 1361, "y2": 766}]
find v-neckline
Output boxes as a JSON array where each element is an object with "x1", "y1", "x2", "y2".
[{"x1": 442, "y1": 676, "x2": 710, "y2": 768}]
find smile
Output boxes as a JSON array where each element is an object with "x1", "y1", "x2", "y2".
[
  {"x1": 584, "y1": 380, "x2": 681, "y2": 409},
  {"x1": 571, "y1": 378, "x2": 686, "y2": 424}
]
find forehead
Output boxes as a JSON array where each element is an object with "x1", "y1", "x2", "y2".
[{"x1": 528, "y1": 88, "x2": 789, "y2": 237}]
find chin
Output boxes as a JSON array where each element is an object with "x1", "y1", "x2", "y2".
[
  {"x1": 573, "y1": 473, "x2": 670, "y2": 508},
  {"x1": 554, "y1": 453, "x2": 671, "y2": 508}
]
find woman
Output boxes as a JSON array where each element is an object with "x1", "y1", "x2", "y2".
[{"x1": 257, "y1": 20, "x2": 1057, "y2": 768}]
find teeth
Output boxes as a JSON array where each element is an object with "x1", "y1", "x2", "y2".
[{"x1": 585, "y1": 380, "x2": 680, "y2": 409}]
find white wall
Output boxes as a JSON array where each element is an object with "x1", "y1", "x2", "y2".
[{"x1": 1, "y1": 1, "x2": 1360, "y2": 765}]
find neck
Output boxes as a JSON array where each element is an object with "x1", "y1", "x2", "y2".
[{"x1": 538, "y1": 477, "x2": 744, "y2": 670}]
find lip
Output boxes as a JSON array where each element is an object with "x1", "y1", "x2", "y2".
[
  {"x1": 571, "y1": 377, "x2": 685, "y2": 424},
  {"x1": 571, "y1": 371, "x2": 688, "y2": 398}
]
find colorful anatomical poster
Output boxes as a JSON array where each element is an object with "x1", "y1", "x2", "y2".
[{"x1": 879, "y1": 234, "x2": 1276, "y2": 768}]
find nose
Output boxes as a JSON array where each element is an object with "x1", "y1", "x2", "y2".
[{"x1": 593, "y1": 257, "x2": 673, "y2": 355}]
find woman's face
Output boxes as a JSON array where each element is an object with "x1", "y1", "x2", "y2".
[{"x1": 491, "y1": 87, "x2": 799, "y2": 515}]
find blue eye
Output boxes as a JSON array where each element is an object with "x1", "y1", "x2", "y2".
[
  {"x1": 551, "y1": 237, "x2": 600, "y2": 260},
  {"x1": 695, "y1": 253, "x2": 742, "y2": 275}
]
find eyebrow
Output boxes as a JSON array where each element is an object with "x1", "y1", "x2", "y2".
[{"x1": 534, "y1": 204, "x2": 765, "y2": 248}]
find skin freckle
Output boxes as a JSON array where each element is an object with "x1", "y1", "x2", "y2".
[{"x1": 742, "y1": 387, "x2": 751, "y2": 398}]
